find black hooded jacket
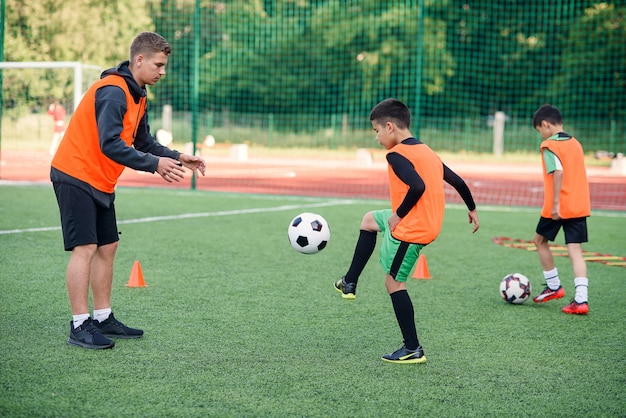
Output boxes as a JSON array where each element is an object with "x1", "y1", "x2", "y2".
[
  {"x1": 50, "y1": 61, "x2": 180, "y2": 206},
  {"x1": 95, "y1": 61, "x2": 180, "y2": 172}
]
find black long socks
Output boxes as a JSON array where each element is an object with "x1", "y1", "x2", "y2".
[
  {"x1": 344, "y1": 230, "x2": 377, "y2": 285},
  {"x1": 390, "y1": 290, "x2": 420, "y2": 350}
]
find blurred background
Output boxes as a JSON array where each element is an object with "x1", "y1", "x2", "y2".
[
  {"x1": 2, "y1": 0, "x2": 624, "y2": 153},
  {"x1": 1, "y1": 0, "x2": 624, "y2": 206}
]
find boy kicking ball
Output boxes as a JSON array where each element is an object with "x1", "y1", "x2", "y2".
[{"x1": 333, "y1": 98, "x2": 479, "y2": 363}]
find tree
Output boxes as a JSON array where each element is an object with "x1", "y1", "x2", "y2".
[
  {"x1": 3, "y1": 0, "x2": 153, "y2": 112},
  {"x1": 196, "y1": 0, "x2": 454, "y2": 127},
  {"x1": 148, "y1": 0, "x2": 219, "y2": 111},
  {"x1": 550, "y1": 2, "x2": 625, "y2": 120}
]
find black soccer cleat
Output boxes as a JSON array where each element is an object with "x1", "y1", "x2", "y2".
[
  {"x1": 334, "y1": 276, "x2": 356, "y2": 300},
  {"x1": 68, "y1": 318, "x2": 115, "y2": 349},
  {"x1": 94, "y1": 312, "x2": 144, "y2": 339},
  {"x1": 381, "y1": 345, "x2": 427, "y2": 364}
]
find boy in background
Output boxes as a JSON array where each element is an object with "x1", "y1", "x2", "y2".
[
  {"x1": 531, "y1": 104, "x2": 590, "y2": 315},
  {"x1": 334, "y1": 98, "x2": 479, "y2": 363}
]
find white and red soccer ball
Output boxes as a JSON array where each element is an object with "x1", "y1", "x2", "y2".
[{"x1": 500, "y1": 273, "x2": 532, "y2": 304}]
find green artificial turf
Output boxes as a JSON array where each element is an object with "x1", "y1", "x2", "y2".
[{"x1": 1, "y1": 185, "x2": 624, "y2": 417}]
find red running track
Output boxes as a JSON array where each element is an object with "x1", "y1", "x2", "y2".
[{"x1": 1, "y1": 151, "x2": 624, "y2": 211}]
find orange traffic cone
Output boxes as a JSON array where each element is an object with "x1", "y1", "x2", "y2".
[
  {"x1": 126, "y1": 260, "x2": 147, "y2": 287},
  {"x1": 412, "y1": 254, "x2": 431, "y2": 279}
]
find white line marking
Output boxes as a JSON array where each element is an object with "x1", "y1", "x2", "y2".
[
  {"x1": 0, "y1": 200, "x2": 356, "y2": 235},
  {"x1": 2, "y1": 197, "x2": 624, "y2": 236},
  {"x1": 117, "y1": 200, "x2": 355, "y2": 225}
]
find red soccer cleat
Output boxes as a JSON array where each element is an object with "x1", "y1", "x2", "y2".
[
  {"x1": 533, "y1": 286, "x2": 565, "y2": 303},
  {"x1": 562, "y1": 300, "x2": 589, "y2": 315}
]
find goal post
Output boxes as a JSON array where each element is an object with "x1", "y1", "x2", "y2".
[
  {"x1": 0, "y1": 61, "x2": 102, "y2": 153},
  {"x1": 0, "y1": 61, "x2": 102, "y2": 111}
]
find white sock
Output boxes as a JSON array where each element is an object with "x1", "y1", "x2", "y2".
[
  {"x1": 93, "y1": 308, "x2": 112, "y2": 323},
  {"x1": 574, "y1": 277, "x2": 588, "y2": 304},
  {"x1": 543, "y1": 268, "x2": 560, "y2": 290},
  {"x1": 72, "y1": 313, "x2": 90, "y2": 329}
]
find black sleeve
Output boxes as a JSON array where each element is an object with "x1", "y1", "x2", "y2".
[
  {"x1": 386, "y1": 152, "x2": 425, "y2": 218},
  {"x1": 95, "y1": 86, "x2": 178, "y2": 173},
  {"x1": 133, "y1": 106, "x2": 180, "y2": 160},
  {"x1": 443, "y1": 164, "x2": 476, "y2": 211}
]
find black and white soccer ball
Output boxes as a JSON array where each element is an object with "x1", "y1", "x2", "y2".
[
  {"x1": 500, "y1": 273, "x2": 532, "y2": 304},
  {"x1": 288, "y1": 212, "x2": 330, "y2": 254}
]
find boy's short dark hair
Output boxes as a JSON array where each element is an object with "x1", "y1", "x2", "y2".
[
  {"x1": 533, "y1": 104, "x2": 563, "y2": 128},
  {"x1": 130, "y1": 32, "x2": 171, "y2": 61},
  {"x1": 370, "y1": 98, "x2": 411, "y2": 129}
]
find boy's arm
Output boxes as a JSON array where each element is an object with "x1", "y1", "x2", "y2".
[
  {"x1": 443, "y1": 164, "x2": 479, "y2": 233},
  {"x1": 543, "y1": 149, "x2": 563, "y2": 220},
  {"x1": 443, "y1": 164, "x2": 476, "y2": 210},
  {"x1": 387, "y1": 152, "x2": 425, "y2": 217}
]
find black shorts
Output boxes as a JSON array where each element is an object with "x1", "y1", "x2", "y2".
[
  {"x1": 53, "y1": 182, "x2": 119, "y2": 251},
  {"x1": 535, "y1": 217, "x2": 588, "y2": 244}
]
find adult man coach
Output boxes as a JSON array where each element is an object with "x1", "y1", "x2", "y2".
[{"x1": 51, "y1": 32, "x2": 206, "y2": 349}]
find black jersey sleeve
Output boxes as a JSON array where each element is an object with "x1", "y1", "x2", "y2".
[
  {"x1": 133, "y1": 108, "x2": 181, "y2": 160},
  {"x1": 443, "y1": 164, "x2": 476, "y2": 211},
  {"x1": 386, "y1": 152, "x2": 425, "y2": 218},
  {"x1": 95, "y1": 86, "x2": 179, "y2": 174}
]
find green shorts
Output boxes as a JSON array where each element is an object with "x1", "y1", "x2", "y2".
[{"x1": 373, "y1": 209, "x2": 425, "y2": 282}]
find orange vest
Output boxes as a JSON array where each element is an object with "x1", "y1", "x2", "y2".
[
  {"x1": 540, "y1": 137, "x2": 590, "y2": 218},
  {"x1": 51, "y1": 76, "x2": 146, "y2": 193},
  {"x1": 388, "y1": 143, "x2": 445, "y2": 244}
]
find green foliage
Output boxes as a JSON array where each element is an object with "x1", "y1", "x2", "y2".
[
  {"x1": 552, "y1": 3, "x2": 626, "y2": 119},
  {"x1": 2, "y1": 1, "x2": 624, "y2": 152},
  {"x1": 3, "y1": 0, "x2": 153, "y2": 110},
  {"x1": 1, "y1": 185, "x2": 625, "y2": 416},
  {"x1": 198, "y1": 1, "x2": 455, "y2": 117},
  {"x1": 148, "y1": 0, "x2": 219, "y2": 111},
  {"x1": 5, "y1": 0, "x2": 153, "y2": 65}
]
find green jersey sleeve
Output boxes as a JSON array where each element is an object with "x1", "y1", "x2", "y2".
[{"x1": 543, "y1": 149, "x2": 563, "y2": 174}]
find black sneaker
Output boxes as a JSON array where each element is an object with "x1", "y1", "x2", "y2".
[
  {"x1": 334, "y1": 276, "x2": 356, "y2": 300},
  {"x1": 68, "y1": 318, "x2": 115, "y2": 349},
  {"x1": 382, "y1": 345, "x2": 427, "y2": 364},
  {"x1": 94, "y1": 312, "x2": 143, "y2": 339}
]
